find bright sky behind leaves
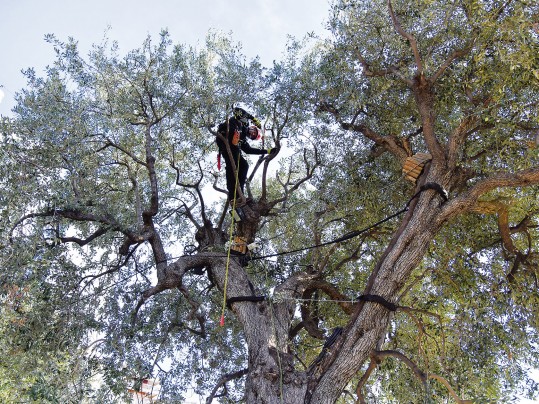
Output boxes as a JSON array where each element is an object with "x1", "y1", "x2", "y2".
[
  {"x1": 3, "y1": 2, "x2": 538, "y2": 402},
  {"x1": 0, "y1": 0, "x2": 330, "y2": 116}
]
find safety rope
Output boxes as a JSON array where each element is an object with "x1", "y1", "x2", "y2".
[
  {"x1": 219, "y1": 151, "x2": 242, "y2": 327},
  {"x1": 157, "y1": 182, "x2": 448, "y2": 266},
  {"x1": 225, "y1": 293, "x2": 398, "y2": 311},
  {"x1": 251, "y1": 182, "x2": 447, "y2": 261}
]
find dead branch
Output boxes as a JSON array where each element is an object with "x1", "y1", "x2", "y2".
[{"x1": 268, "y1": 147, "x2": 321, "y2": 207}]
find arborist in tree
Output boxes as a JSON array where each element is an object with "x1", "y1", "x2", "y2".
[{"x1": 216, "y1": 107, "x2": 279, "y2": 203}]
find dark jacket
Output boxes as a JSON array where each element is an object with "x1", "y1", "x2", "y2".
[
  {"x1": 216, "y1": 112, "x2": 267, "y2": 200},
  {"x1": 216, "y1": 116, "x2": 266, "y2": 160}
]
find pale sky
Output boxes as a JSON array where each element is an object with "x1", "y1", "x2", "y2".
[{"x1": 0, "y1": 0, "x2": 331, "y2": 116}]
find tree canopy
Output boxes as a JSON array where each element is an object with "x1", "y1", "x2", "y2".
[{"x1": 1, "y1": 0, "x2": 539, "y2": 402}]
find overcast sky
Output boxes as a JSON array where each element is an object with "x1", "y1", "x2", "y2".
[{"x1": 0, "y1": 0, "x2": 331, "y2": 116}]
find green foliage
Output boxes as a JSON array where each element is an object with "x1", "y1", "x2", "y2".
[
  {"x1": 0, "y1": 30, "x2": 264, "y2": 401},
  {"x1": 297, "y1": 0, "x2": 539, "y2": 401},
  {"x1": 1, "y1": 0, "x2": 539, "y2": 402}
]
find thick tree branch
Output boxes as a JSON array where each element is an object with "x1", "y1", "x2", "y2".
[
  {"x1": 304, "y1": 280, "x2": 356, "y2": 315},
  {"x1": 412, "y1": 75, "x2": 446, "y2": 163},
  {"x1": 10, "y1": 208, "x2": 133, "y2": 241},
  {"x1": 355, "y1": 355, "x2": 379, "y2": 404},
  {"x1": 131, "y1": 253, "x2": 217, "y2": 327},
  {"x1": 439, "y1": 168, "x2": 539, "y2": 222},
  {"x1": 447, "y1": 116, "x2": 481, "y2": 171},
  {"x1": 469, "y1": 201, "x2": 538, "y2": 284},
  {"x1": 142, "y1": 123, "x2": 159, "y2": 219},
  {"x1": 374, "y1": 350, "x2": 428, "y2": 388},
  {"x1": 431, "y1": 43, "x2": 475, "y2": 84},
  {"x1": 56, "y1": 225, "x2": 111, "y2": 246},
  {"x1": 318, "y1": 101, "x2": 409, "y2": 162},
  {"x1": 290, "y1": 301, "x2": 325, "y2": 341}
]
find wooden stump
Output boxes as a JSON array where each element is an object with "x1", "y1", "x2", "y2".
[{"x1": 402, "y1": 153, "x2": 432, "y2": 183}]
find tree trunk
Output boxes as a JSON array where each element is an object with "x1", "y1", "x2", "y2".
[
  {"x1": 305, "y1": 178, "x2": 447, "y2": 403},
  {"x1": 211, "y1": 255, "x2": 310, "y2": 403},
  {"x1": 206, "y1": 176, "x2": 450, "y2": 403}
]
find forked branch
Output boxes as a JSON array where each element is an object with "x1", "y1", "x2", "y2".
[
  {"x1": 206, "y1": 369, "x2": 248, "y2": 404},
  {"x1": 388, "y1": 0, "x2": 423, "y2": 74},
  {"x1": 356, "y1": 350, "x2": 473, "y2": 403}
]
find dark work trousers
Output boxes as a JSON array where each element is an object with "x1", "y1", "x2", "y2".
[{"x1": 223, "y1": 148, "x2": 249, "y2": 201}]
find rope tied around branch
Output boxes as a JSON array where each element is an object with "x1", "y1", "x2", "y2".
[{"x1": 251, "y1": 182, "x2": 448, "y2": 261}]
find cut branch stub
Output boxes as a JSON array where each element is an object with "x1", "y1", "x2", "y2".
[{"x1": 402, "y1": 153, "x2": 432, "y2": 183}]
